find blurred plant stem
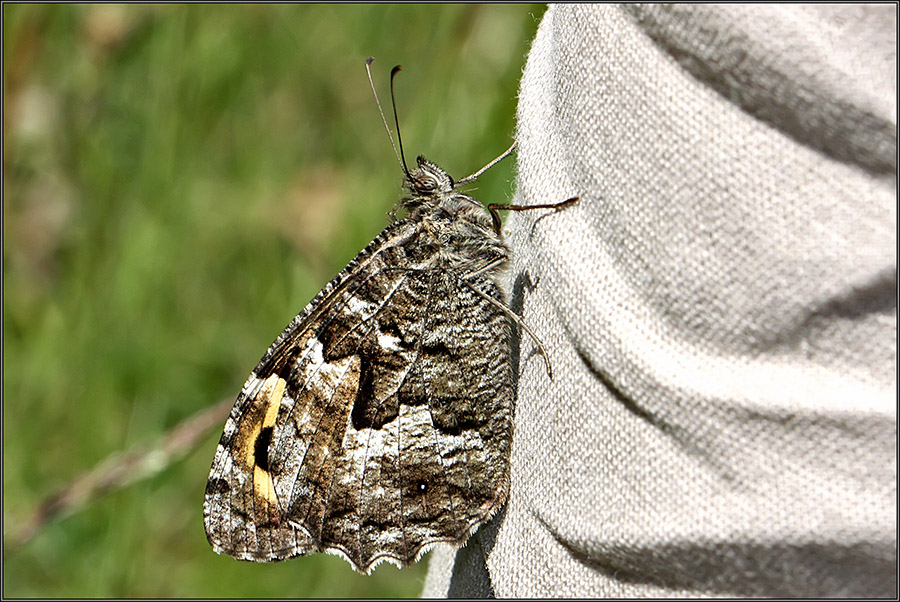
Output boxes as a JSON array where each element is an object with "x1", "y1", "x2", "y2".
[{"x1": 5, "y1": 397, "x2": 233, "y2": 555}]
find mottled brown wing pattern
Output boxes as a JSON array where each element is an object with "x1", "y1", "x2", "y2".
[{"x1": 203, "y1": 218, "x2": 514, "y2": 573}]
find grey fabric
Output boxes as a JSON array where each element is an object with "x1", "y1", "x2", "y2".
[{"x1": 423, "y1": 4, "x2": 896, "y2": 598}]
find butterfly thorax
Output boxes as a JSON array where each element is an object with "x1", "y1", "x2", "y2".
[{"x1": 400, "y1": 155, "x2": 509, "y2": 277}]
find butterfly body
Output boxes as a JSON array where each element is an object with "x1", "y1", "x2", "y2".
[{"x1": 204, "y1": 156, "x2": 514, "y2": 573}]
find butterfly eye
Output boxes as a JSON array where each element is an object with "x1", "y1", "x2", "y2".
[{"x1": 417, "y1": 177, "x2": 437, "y2": 192}]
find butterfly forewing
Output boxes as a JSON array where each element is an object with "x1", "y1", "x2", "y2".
[{"x1": 204, "y1": 209, "x2": 514, "y2": 572}]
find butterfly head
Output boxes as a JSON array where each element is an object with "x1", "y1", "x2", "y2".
[{"x1": 406, "y1": 156, "x2": 454, "y2": 197}]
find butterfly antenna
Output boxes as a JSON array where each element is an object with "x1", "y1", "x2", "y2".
[
  {"x1": 389, "y1": 65, "x2": 411, "y2": 179},
  {"x1": 366, "y1": 57, "x2": 409, "y2": 179}
]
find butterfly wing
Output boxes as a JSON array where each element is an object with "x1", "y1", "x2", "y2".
[{"x1": 203, "y1": 219, "x2": 513, "y2": 572}]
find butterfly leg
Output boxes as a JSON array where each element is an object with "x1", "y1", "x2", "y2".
[
  {"x1": 459, "y1": 270, "x2": 554, "y2": 379},
  {"x1": 455, "y1": 141, "x2": 518, "y2": 186},
  {"x1": 487, "y1": 196, "x2": 578, "y2": 235}
]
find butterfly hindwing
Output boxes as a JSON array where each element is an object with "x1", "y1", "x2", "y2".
[{"x1": 204, "y1": 212, "x2": 514, "y2": 572}]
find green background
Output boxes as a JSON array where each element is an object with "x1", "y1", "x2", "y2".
[{"x1": 3, "y1": 4, "x2": 545, "y2": 598}]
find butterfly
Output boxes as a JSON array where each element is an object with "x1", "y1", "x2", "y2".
[{"x1": 203, "y1": 58, "x2": 576, "y2": 573}]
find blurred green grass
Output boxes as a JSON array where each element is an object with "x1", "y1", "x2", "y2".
[{"x1": 2, "y1": 4, "x2": 545, "y2": 597}]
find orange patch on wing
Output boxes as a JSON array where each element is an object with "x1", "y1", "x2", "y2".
[
  {"x1": 238, "y1": 374, "x2": 288, "y2": 511},
  {"x1": 253, "y1": 465, "x2": 279, "y2": 506}
]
